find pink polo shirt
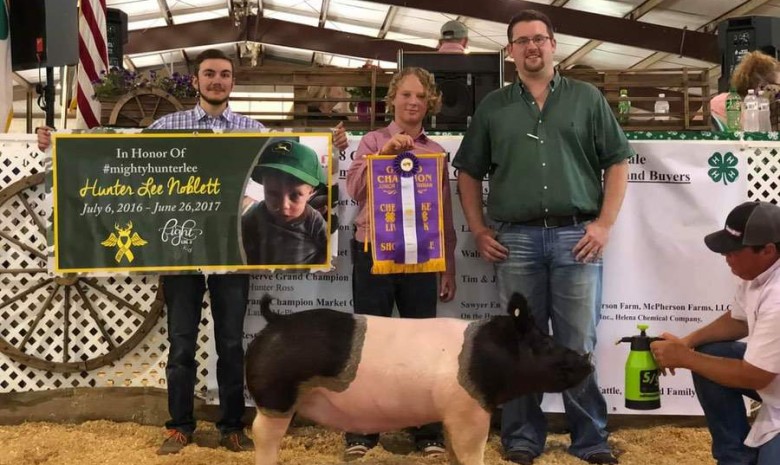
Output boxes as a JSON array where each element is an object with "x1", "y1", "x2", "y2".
[
  {"x1": 436, "y1": 43, "x2": 466, "y2": 54},
  {"x1": 346, "y1": 121, "x2": 457, "y2": 275}
]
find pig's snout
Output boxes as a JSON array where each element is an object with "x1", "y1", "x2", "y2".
[{"x1": 548, "y1": 351, "x2": 594, "y2": 392}]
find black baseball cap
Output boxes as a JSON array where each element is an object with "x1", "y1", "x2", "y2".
[{"x1": 705, "y1": 201, "x2": 780, "y2": 253}]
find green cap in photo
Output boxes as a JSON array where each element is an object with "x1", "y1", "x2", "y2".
[{"x1": 252, "y1": 139, "x2": 326, "y2": 187}]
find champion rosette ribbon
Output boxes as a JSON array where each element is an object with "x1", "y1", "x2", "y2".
[{"x1": 366, "y1": 152, "x2": 446, "y2": 274}]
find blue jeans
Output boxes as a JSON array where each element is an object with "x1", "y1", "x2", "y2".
[
  {"x1": 693, "y1": 342, "x2": 763, "y2": 465},
  {"x1": 493, "y1": 222, "x2": 609, "y2": 460},
  {"x1": 163, "y1": 273, "x2": 249, "y2": 436}
]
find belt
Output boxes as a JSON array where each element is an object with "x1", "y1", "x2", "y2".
[{"x1": 516, "y1": 214, "x2": 596, "y2": 228}]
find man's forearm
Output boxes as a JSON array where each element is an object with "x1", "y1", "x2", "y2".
[
  {"x1": 599, "y1": 160, "x2": 629, "y2": 226},
  {"x1": 457, "y1": 172, "x2": 487, "y2": 234},
  {"x1": 683, "y1": 352, "x2": 774, "y2": 390},
  {"x1": 673, "y1": 313, "x2": 768, "y2": 390},
  {"x1": 683, "y1": 312, "x2": 749, "y2": 348}
]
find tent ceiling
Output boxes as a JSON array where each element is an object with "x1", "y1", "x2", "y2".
[{"x1": 10, "y1": 0, "x2": 780, "y2": 99}]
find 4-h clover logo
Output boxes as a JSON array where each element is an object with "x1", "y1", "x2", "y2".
[{"x1": 708, "y1": 152, "x2": 739, "y2": 185}]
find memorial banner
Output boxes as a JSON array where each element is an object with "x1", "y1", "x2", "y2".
[
  {"x1": 52, "y1": 132, "x2": 333, "y2": 273},
  {"x1": 366, "y1": 152, "x2": 446, "y2": 274}
]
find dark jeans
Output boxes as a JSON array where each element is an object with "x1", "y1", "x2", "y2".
[
  {"x1": 345, "y1": 240, "x2": 443, "y2": 447},
  {"x1": 693, "y1": 342, "x2": 761, "y2": 465},
  {"x1": 163, "y1": 273, "x2": 249, "y2": 436}
]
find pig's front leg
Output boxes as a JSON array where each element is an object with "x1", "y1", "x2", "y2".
[
  {"x1": 443, "y1": 407, "x2": 490, "y2": 465},
  {"x1": 252, "y1": 410, "x2": 293, "y2": 465}
]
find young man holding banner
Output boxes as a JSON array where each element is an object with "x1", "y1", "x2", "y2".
[
  {"x1": 145, "y1": 48, "x2": 262, "y2": 455},
  {"x1": 37, "y1": 48, "x2": 349, "y2": 455},
  {"x1": 145, "y1": 50, "x2": 347, "y2": 455},
  {"x1": 651, "y1": 201, "x2": 780, "y2": 465},
  {"x1": 343, "y1": 67, "x2": 457, "y2": 460},
  {"x1": 453, "y1": 10, "x2": 631, "y2": 465}
]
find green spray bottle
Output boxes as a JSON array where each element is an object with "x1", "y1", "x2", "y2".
[{"x1": 616, "y1": 324, "x2": 661, "y2": 410}]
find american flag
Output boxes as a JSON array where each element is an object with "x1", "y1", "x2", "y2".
[{"x1": 76, "y1": 0, "x2": 107, "y2": 129}]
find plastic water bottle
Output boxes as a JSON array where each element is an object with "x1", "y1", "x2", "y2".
[
  {"x1": 725, "y1": 88, "x2": 742, "y2": 132},
  {"x1": 618, "y1": 89, "x2": 631, "y2": 124},
  {"x1": 742, "y1": 89, "x2": 760, "y2": 132},
  {"x1": 654, "y1": 93, "x2": 670, "y2": 121},
  {"x1": 758, "y1": 90, "x2": 772, "y2": 132}
]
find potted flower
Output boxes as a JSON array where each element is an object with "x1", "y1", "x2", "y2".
[
  {"x1": 93, "y1": 67, "x2": 198, "y2": 126},
  {"x1": 348, "y1": 86, "x2": 388, "y2": 122},
  {"x1": 93, "y1": 67, "x2": 198, "y2": 100}
]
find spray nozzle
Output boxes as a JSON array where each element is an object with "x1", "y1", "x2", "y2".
[{"x1": 615, "y1": 325, "x2": 663, "y2": 347}]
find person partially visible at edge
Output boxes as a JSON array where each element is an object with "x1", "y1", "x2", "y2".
[
  {"x1": 452, "y1": 9, "x2": 632, "y2": 465},
  {"x1": 437, "y1": 19, "x2": 469, "y2": 54},
  {"x1": 651, "y1": 201, "x2": 780, "y2": 465},
  {"x1": 33, "y1": 48, "x2": 348, "y2": 456},
  {"x1": 341, "y1": 66, "x2": 457, "y2": 461},
  {"x1": 708, "y1": 51, "x2": 780, "y2": 130}
]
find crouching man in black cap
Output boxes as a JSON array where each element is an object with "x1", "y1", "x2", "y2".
[{"x1": 651, "y1": 201, "x2": 780, "y2": 465}]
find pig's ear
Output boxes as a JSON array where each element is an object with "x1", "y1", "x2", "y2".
[{"x1": 508, "y1": 293, "x2": 533, "y2": 333}]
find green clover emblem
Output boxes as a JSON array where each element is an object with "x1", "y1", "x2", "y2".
[{"x1": 708, "y1": 152, "x2": 739, "y2": 185}]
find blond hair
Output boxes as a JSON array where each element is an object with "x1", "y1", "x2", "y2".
[
  {"x1": 731, "y1": 51, "x2": 780, "y2": 96},
  {"x1": 385, "y1": 67, "x2": 442, "y2": 115}
]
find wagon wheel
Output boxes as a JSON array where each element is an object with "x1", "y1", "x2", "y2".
[
  {"x1": 0, "y1": 173, "x2": 164, "y2": 372},
  {"x1": 109, "y1": 88, "x2": 186, "y2": 128}
]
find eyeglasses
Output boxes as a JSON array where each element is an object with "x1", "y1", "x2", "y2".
[{"x1": 510, "y1": 35, "x2": 550, "y2": 47}]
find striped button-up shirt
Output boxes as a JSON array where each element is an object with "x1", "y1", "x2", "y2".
[{"x1": 147, "y1": 104, "x2": 264, "y2": 130}]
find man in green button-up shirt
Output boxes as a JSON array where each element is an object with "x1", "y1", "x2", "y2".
[{"x1": 453, "y1": 9, "x2": 632, "y2": 465}]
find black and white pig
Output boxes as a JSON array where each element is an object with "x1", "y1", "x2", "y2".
[{"x1": 245, "y1": 293, "x2": 592, "y2": 465}]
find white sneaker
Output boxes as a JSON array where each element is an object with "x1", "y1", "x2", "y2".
[
  {"x1": 344, "y1": 443, "x2": 370, "y2": 461},
  {"x1": 421, "y1": 442, "x2": 446, "y2": 458}
]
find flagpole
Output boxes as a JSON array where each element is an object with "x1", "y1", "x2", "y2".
[
  {"x1": 59, "y1": 65, "x2": 71, "y2": 129},
  {"x1": 45, "y1": 66, "x2": 55, "y2": 127}
]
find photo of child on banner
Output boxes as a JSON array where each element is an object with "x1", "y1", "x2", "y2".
[
  {"x1": 366, "y1": 151, "x2": 446, "y2": 274},
  {"x1": 241, "y1": 138, "x2": 330, "y2": 267}
]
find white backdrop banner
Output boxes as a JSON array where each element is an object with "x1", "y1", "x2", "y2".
[
  {"x1": 598, "y1": 141, "x2": 748, "y2": 414},
  {"x1": 211, "y1": 136, "x2": 749, "y2": 416}
]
